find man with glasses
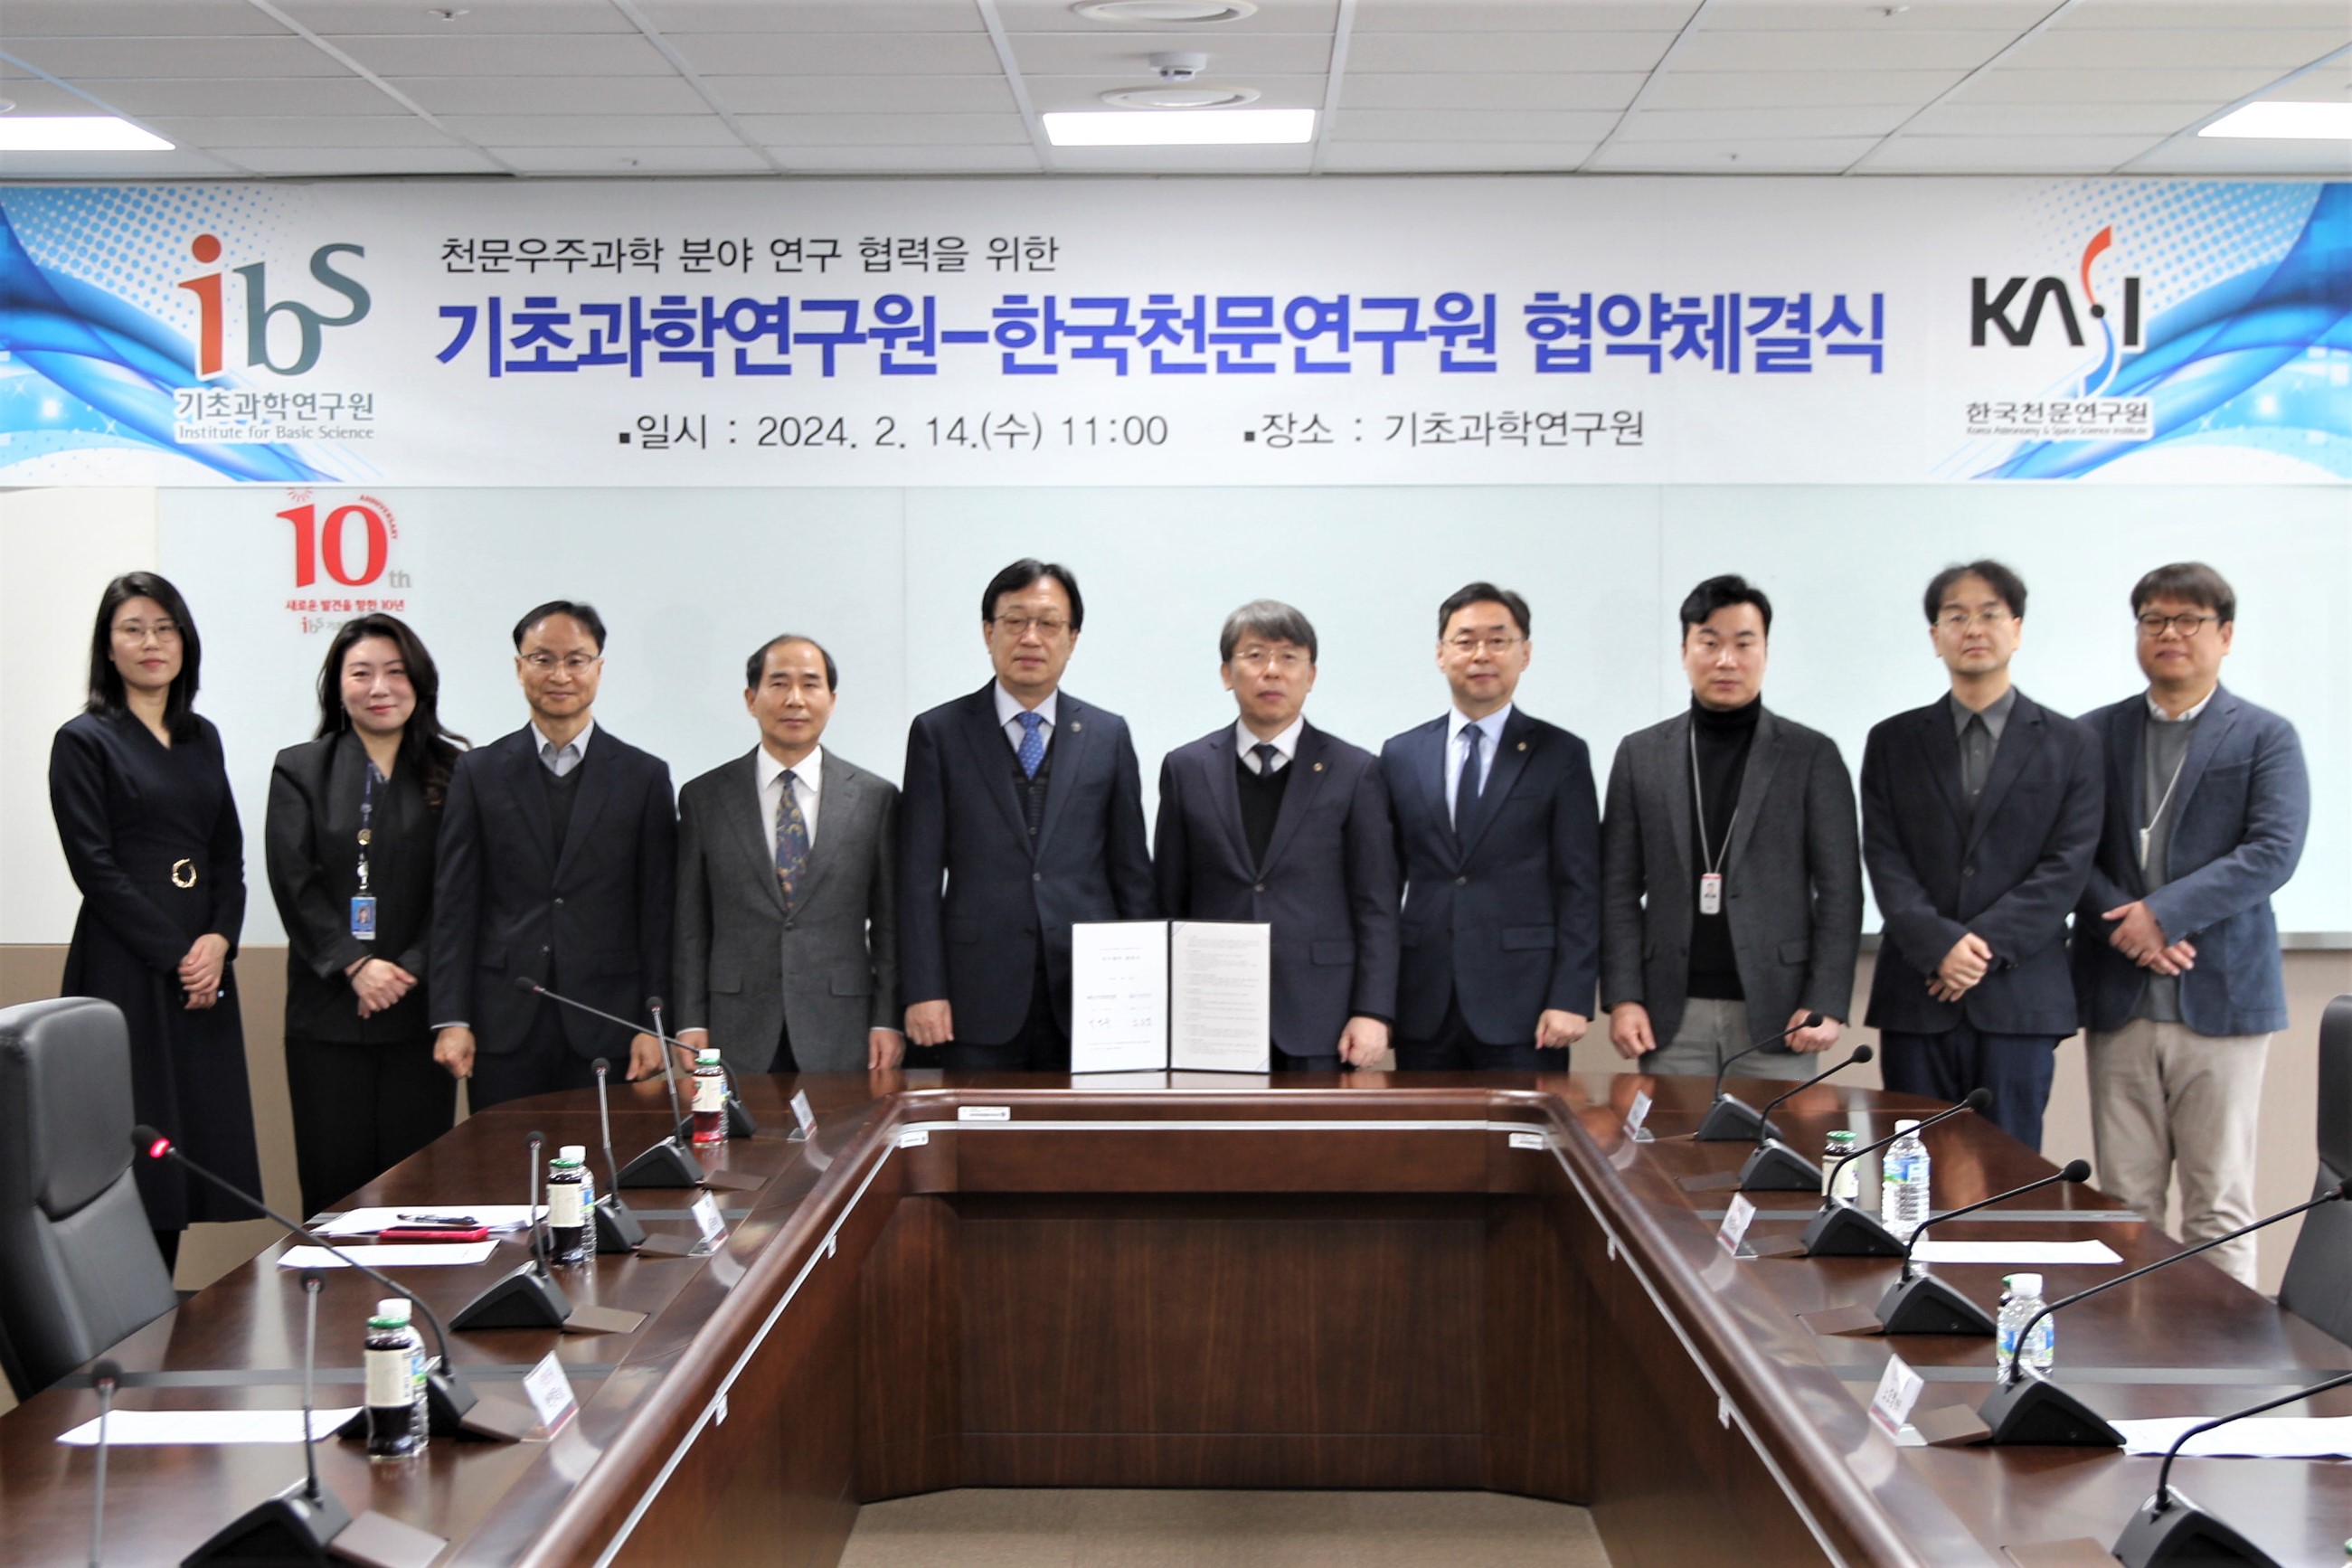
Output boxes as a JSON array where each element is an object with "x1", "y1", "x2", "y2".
[
  {"x1": 1154, "y1": 600, "x2": 1398, "y2": 1072},
  {"x1": 1601, "y1": 575, "x2": 1862, "y2": 1084},
  {"x1": 898, "y1": 559, "x2": 1156, "y2": 1071},
  {"x1": 1861, "y1": 562, "x2": 2100, "y2": 1150},
  {"x1": 430, "y1": 600, "x2": 676, "y2": 1110},
  {"x1": 2072, "y1": 563, "x2": 2307, "y2": 1286},
  {"x1": 1381, "y1": 582, "x2": 1598, "y2": 1072}
]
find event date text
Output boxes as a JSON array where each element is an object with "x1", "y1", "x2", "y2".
[{"x1": 619, "y1": 412, "x2": 1171, "y2": 452}]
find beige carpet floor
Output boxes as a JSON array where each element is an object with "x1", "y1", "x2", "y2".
[{"x1": 838, "y1": 1488, "x2": 1612, "y2": 1568}]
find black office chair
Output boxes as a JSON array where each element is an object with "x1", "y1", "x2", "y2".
[
  {"x1": 2279, "y1": 993, "x2": 2352, "y2": 1345},
  {"x1": 0, "y1": 997, "x2": 178, "y2": 1400}
]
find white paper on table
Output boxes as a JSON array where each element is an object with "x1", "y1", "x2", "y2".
[
  {"x1": 1071, "y1": 920, "x2": 1170, "y2": 1073},
  {"x1": 279, "y1": 1242, "x2": 497, "y2": 1269},
  {"x1": 2112, "y1": 1415, "x2": 2352, "y2": 1458},
  {"x1": 1908, "y1": 1239, "x2": 2122, "y2": 1266},
  {"x1": 57, "y1": 1407, "x2": 363, "y2": 1446},
  {"x1": 314, "y1": 1204, "x2": 538, "y2": 1236},
  {"x1": 1170, "y1": 921, "x2": 1271, "y2": 1073}
]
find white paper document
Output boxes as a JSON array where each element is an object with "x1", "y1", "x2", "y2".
[
  {"x1": 1069, "y1": 919, "x2": 1270, "y2": 1073},
  {"x1": 279, "y1": 1242, "x2": 498, "y2": 1269},
  {"x1": 315, "y1": 1204, "x2": 538, "y2": 1236},
  {"x1": 58, "y1": 1407, "x2": 363, "y2": 1446},
  {"x1": 1908, "y1": 1239, "x2": 2122, "y2": 1266},
  {"x1": 2112, "y1": 1415, "x2": 2352, "y2": 1458}
]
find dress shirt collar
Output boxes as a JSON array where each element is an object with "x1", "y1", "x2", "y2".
[
  {"x1": 993, "y1": 682, "x2": 1058, "y2": 732},
  {"x1": 532, "y1": 717, "x2": 594, "y2": 767},
  {"x1": 757, "y1": 743, "x2": 824, "y2": 796},
  {"x1": 1948, "y1": 685, "x2": 2017, "y2": 741},
  {"x1": 1447, "y1": 703, "x2": 1512, "y2": 749},
  {"x1": 1234, "y1": 715, "x2": 1306, "y2": 772},
  {"x1": 2147, "y1": 687, "x2": 2216, "y2": 723}
]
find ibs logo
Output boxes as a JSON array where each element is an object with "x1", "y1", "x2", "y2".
[
  {"x1": 1969, "y1": 225, "x2": 2143, "y2": 394},
  {"x1": 177, "y1": 233, "x2": 372, "y2": 379}
]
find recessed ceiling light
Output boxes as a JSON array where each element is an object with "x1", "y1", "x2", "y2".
[
  {"x1": 2200, "y1": 101, "x2": 2352, "y2": 139},
  {"x1": 1044, "y1": 109, "x2": 1311, "y2": 146},
  {"x1": 1073, "y1": 2, "x2": 1258, "y2": 23},
  {"x1": 0, "y1": 117, "x2": 173, "y2": 152},
  {"x1": 1100, "y1": 86, "x2": 1261, "y2": 109}
]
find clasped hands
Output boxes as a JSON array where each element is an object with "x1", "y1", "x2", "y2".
[
  {"x1": 177, "y1": 932, "x2": 230, "y2": 1010},
  {"x1": 2101, "y1": 900, "x2": 2196, "y2": 978}
]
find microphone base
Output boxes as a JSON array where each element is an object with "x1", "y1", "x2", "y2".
[
  {"x1": 2113, "y1": 1489, "x2": 2281, "y2": 1568},
  {"x1": 1976, "y1": 1371, "x2": 2124, "y2": 1447},
  {"x1": 1798, "y1": 1201, "x2": 1907, "y2": 1258},
  {"x1": 1695, "y1": 1095, "x2": 1783, "y2": 1143},
  {"x1": 618, "y1": 1137, "x2": 706, "y2": 1189},
  {"x1": 1875, "y1": 1270, "x2": 1998, "y2": 1336},
  {"x1": 1737, "y1": 1138, "x2": 1826, "y2": 1192},
  {"x1": 449, "y1": 1262, "x2": 572, "y2": 1331},
  {"x1": 594, "y1": 1193, "x2": 647, "y2": 1252},
  {"x1": 181, "y1": 1478, "x2": 350, "y2": 1566}
]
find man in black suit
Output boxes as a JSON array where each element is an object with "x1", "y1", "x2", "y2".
[
  {"x1": 898, "y1": 560, "x2": 1157, "y2": 1071},
  {"x1": 1155, "y1": 600, "x2": 1400, "y2": 1072},
  {"x1": 1862, "y1": 561, "x2": 2101, "y2": 1150},
  {"x1": 1380, "y1": 583, "x2": 1597, "y2": 1072},
  {"x1": 430, "y1": 600, "x2": 676, "y2": 1110}
]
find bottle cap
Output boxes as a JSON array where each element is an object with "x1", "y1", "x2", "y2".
[
  {"x1": 697, "y1": 1047, "x2": 721, "y2": 1065},
  {"x1": 2010, "y1": 1272, "x2": 2042, "y2": 1297},
  {"x1": 559, "y1": 1145, "x2": 588, "y2": 1164},
  {"x1": 1895, "y1": 1119, "x2": 1922, "y2": 1133},
  {"x1": 374, "y1": 1298, "x2": 411, "y2": 1323}
]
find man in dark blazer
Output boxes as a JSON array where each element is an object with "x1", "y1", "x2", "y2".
[
  {"x1": 1155, "y1": 600, "x2": 1400, "y2": 1071},
  {"x1": 1382, "y1": 582, "x2": 1597, "y2": 1072},
  {"x1": 898, "y1": 559, "x2": 1157, "y2": 1071},
  {"x1": 2073, "y1": 562, "x2": 2308, "y2": 1286},
  {"x1": 675, "y1": 635, "x2": 901, "y2": 1078},
  {"x1": 1863, "y1": 561, "x2": 2101, "y2": 1151},
  {"x1": 1602, "y1": 575, "x2": 1863, "y2": 1082},
  {"x1": 430, "y1": 600, "x2": 676, "y2": 1110}
]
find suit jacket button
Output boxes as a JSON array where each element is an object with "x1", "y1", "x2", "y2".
[
  {"x1": 539, "y1": 944, "x2": 551, "y2": 954},
  {"x1": 1033, "y1": 871, "x2": 1043, "y2": 883},
  {"x1": 1456, "y1": 875, "x2": 1469, "y2": 887},
  {"x1": 1962, "y1": 865, "x2": 1976, "y2": 877},
  {"x1": 553, "y1": 896, "x2": 565, "y2": 906},
  {"x1": 1254, "y1": 883, "x2": 1265, "y2": 893}
]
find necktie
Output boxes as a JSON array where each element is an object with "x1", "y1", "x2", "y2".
[
  {"x1": 1454, "y1": 724, "x2": 1484, "y2": 838},
  {"x1": 1252, "y1": 742, "x2": 1280, "y2": 776},
  {"x1": 775, "y1": 770, "x2": 810, "y2": 907},
  {"x1": 1016, "y1": 710, "x2": 1046, "y2": 779}
]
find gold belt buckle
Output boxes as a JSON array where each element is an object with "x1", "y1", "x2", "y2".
[{"x1": 170, "y1": 858, "x2": 197, "y2": 889}]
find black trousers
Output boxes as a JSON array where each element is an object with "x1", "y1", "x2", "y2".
[
  {"x1": 286, "y1": 1028, "x2": 459, "y2": 1218},
  {"x1": 468, "y1": 1006, "x2": 603, "y2": 1112},
  {"x1": 1393, "y1": 988, "x2": 1546, "y2": 1072},
  {"x1": 944, "y1": 959, "x2": 1068, "y2": 1072}
]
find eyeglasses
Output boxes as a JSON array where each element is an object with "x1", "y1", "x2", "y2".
[
  {"x1": 112, "y1": 619, "x2": 181, "y2": 643},
  {"x1": 992, "y1": 615, "x2": 1071, "y2": 638},
  {"x1": 1232, "y1": 647, "x2": 1309, "y2": 670},
  {"x1": 1934, "y1": 609, "x2": 2015, "y2": 631},
  {"x1": 1443, "y1": 635, "x2": 1524, "y2": 656},
  {"x1": 2137, "y1": 611, "x2": 2218, "y2": 638},
  {"x1": 522, "y1": 652, "x2": 600, "y2": 673}
]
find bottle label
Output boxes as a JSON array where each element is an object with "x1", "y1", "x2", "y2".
[
  {"x1": 694, "y1": 1072, "x2": 725, "y2": 1113},
  {"x1": 549, "y1": 1182, "x2": 583, "y2": 1229},
  {"x1": 366, "y1": 1346, "x2": 411, "y2": 1408}
]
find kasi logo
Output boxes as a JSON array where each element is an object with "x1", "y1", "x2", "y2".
[
  {"x1": 177, "y1": 233, "x2": 371, "y2": 379},
  {"x1": 1969, "y1": 225, "x2": 2142, "y2": 393}
]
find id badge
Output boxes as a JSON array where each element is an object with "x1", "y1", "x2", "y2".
[
  {"x1": 350, "y1": 896, "x2": 378, "y2": 940},
  {"x1": 1698, "y1": 873, "x2": 1724, "y2": 917}
]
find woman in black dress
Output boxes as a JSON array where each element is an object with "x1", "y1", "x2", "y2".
[
  {"x1": 265, "y1": 614, "x2": 467, "y2": 1220},
  {"x1": 49, "y1": 572, "x2": 262, "y2": 1271}
]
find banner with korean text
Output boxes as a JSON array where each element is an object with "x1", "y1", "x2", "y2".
[{"x1": 2, "y1": 176, "x2": 2343, "y2": 487}]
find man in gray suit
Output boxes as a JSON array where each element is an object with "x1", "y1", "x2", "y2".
[
  {"x1": 1601, "y1": 575, "x2": 1863, "y2": 1081},
  {"x1": 674, "y1": 635, "x2": 902, "y2": 1075}
]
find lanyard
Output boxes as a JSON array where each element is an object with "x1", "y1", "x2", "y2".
[
  {"x1": 1689, "y1": 727, "x2": 1737, "y2": 878},
  {"x1": 2138, "y1": 745, "x2": 2190, "y2": 873},
  {"x1": 356, "y1": 760, "x2": 382, "y2": 893}
]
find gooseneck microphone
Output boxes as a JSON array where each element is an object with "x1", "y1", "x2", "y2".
[
  {"x1": 2111, "y1": 1368, "x2": 2352, "y2": 1566},
  {"x1": 1875, "y1": 1158, "x2": 2092, "y2": 1335},
  {"x1": 512, "y1": 978, "x2": 707, "y2": 1185},
  {"x1": 449, "y1": 1130, "x2": 571, "y2": 1331},
  {"x1": 1732, "y1": 1044, "x2": 1874, "y2": 1191},
  {"x1": 87, "y1": 1359, "x2": 120, "y2": 1568},
  {"x1": 1978, "y1": 1178, "x2": 2352, "y2": 1446},
  {"x1": 1693, "y1": 1011, "x2": 1827, "y2": 1142},
  {"x1": 1797, "y1": 1088, "x2": 1992, "y2": 1258},
  {"x1": 590, "y1": 1059, "x2": 646, "y2": 1253},
  {"x1": 131, "y1": 1127, "x2": 489, "y2": 1441}
]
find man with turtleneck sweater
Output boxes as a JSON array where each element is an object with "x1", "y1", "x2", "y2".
[{"x1": 1601, "y1": 575, "x2": 1863, "y2": 1082}]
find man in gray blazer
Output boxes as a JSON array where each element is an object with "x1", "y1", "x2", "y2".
[
  {"x1": 1601, "y1": 576, "x2": 1863, "y2": 1081},
  {"x1": 674, "y1": 635, "x2": 901, "y2": 1076}
]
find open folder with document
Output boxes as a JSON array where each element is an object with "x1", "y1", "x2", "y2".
[{"x1": 1072, "y1": 920, "x2": 1270, "y2": 1073}]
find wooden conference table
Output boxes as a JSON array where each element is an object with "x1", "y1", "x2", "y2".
[{"x1": 4, "y1": 1070, "x2": 2348, "y2": 1567}]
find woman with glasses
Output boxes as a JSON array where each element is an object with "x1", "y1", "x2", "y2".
[
  {"x1": 49, "y1": 572, "x2": 262, "y2": 1272},
  {"x1": 265, "y1": 615, "x2": 468, "y2": 1220}
]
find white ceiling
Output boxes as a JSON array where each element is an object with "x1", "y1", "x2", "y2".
[{"x1": 0, "y1": 0, "x2": 2347, "y2": 181}]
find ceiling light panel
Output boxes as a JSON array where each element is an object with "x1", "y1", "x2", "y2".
[
  {"x1": 0, "y1": 116, "x2": 174, "y2": 150},
  {"x1": 2202, "y1": 100, "x2": 2352, "y2": 137},
  {"x1": 1044, "y1": 107, "x2": 1314, "y2": 143}
]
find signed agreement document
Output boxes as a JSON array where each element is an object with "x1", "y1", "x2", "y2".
[{"x1": 1072, "y1": 920, "x2": 1270, "y2": 1073}]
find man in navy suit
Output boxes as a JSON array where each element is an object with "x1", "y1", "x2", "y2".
[
  {"x1": 898, "y1": 559, "x2": 1157, "y2": 1072},
  {"x1": 430, "y1": 600, "x2": 675, "y2": 1110},
  {"x1": 1154, "y1": 600, "x2": 1400, "y2": 1072},
  {"x1": 2073, "y1": 562, "x2": 2308, "y2": 1286},
  {"x1": 1862, "y1": 561, "x2": 2101, "y2": 1151},
  {"x1": 1380, "y1": 583, "x2": 1598, "y2": 1072}
]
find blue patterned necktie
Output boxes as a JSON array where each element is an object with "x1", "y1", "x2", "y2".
[
  {"x1": 1016, "y1": 710, "x2": 1046, "y2": 779},
  {"x1": 775, "y1": 770, "x2": 810, "y2": 907}
]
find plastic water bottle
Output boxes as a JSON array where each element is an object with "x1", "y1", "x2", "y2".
[
  {"x1": 1997, "y1": 1272, "x2": 2054, "y2": 1376},
  {"x1": 1881, "y1": 1119, "x2": 1932, "y2": 1239},
  {"x1": 364, "y1": 1298, "x2": 427, "y2": 1459},
  {"x1": 692, "y1": 1048, "x2": 728, "y2": 1146},
  {"x1": 547, "y1": 1148, "x2": 589, "y2": 1265}
]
